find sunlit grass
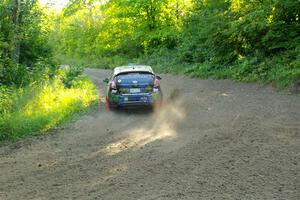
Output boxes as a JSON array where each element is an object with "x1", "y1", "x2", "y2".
[{"x1": 0, "y1": 76, "x2": 98, "y2": 141}]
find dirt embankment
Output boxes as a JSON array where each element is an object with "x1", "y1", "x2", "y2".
[{"x1": 0, "y1": 69, "x2": 299, "y2": 200}]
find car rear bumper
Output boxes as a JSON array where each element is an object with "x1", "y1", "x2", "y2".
[
  {"x1": 109, "y1": 92, "x2": 161, "y2": 107},
  {"x1": 119, "y1": 93, "x2": 153, "y2": 106}
]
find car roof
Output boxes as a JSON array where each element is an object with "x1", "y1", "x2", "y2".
[{"x1": 113, "y1": 65, "x2": 154, "y2": 76}]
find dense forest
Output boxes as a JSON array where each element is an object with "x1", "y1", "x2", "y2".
[
  {"x1": 53, "y1": 0, "x2": 300, "y2": 87},
  {"x1": 0, "y1": 0, "x2": 299, "y2": 140}
]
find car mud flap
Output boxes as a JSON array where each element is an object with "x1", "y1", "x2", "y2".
[{"x1": 106, "y1": 96, "x2": 111, "y2": 112}]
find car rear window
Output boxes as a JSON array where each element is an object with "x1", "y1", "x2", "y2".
[{"x1": 116, "y1": 73, "x2": 154, "y2": 84}]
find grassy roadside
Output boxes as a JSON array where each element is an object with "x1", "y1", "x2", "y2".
[{"x1": 0, "y1": 67, "x2": 99, "y2": 142}]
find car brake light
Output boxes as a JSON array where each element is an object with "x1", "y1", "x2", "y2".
[
  {"x1": 109, "y1": 80, "x2": 117, "y2": 90},
  {"x1": 154, "y1": 77, "x2": 160, "y2": 88}
]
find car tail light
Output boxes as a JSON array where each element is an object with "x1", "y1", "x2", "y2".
[
  {"x1": 154, "y1": 77, "x2": 160, "y2": 88},
  {"x1": 109, "y1": 80, "x2": 117, "y2": 93},
  {"x1": 109, "y1": 80, "x2": 117, "y2": 89}
]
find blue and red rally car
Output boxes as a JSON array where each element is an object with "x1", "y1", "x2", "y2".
[{"x1": 103, "y1": 65, "x2": 163, "y2": 109}]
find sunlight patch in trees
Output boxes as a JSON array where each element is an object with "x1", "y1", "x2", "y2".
[{"x1": 39, "y1": 0, "x2": 69, "y2": 9}]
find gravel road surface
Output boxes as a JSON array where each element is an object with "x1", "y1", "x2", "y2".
[{"x1": 0, "y1": 69, "x2": 299, "y2": 200}]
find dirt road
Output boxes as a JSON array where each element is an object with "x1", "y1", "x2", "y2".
[{"x1": 0, "y1": 69, "x2": 299, "y2": 200}]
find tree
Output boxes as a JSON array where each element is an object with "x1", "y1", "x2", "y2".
[{"x1": 0, "y1": 0, "x2": 55, "y2": 86}]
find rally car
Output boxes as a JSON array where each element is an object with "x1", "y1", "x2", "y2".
[{"x1": 103, "y1": 65, "x2": 163, "y2": 109}]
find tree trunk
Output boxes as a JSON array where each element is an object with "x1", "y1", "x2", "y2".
[
  {"x1": 176, "y1": 0, "x2": 180, "y2": 21},
  {"x1": 12, "y1": 0, "x2": 18, "y2": 23},
  {"x1": 12, "y1": 0, "x2": 22, "y2": 64}
]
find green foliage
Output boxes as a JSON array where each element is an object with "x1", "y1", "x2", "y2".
[
  {"x1": 49, "y1": 0, "x2": 299, "y2": 90},
  {"x1": 0, "y1": 1, "x2": 100, "y2": 141},
  {"x1": 62, "y1": 65, "x2": 84, "y2": 88},
  {"x1": 0, "y1": 0, "x2": 55, "y2": 87},
  {"x1": 0, "y1": 86, "x2": 14, "y2": 114},
  {"x1": 178, "y1": 0, "x2": 300, "y2": 88},
  {"x1": 0, "y1": 69, "x2": 98, "y2": 141},
  {"x1": 52, "y1": 0, "x2": 192, "y2": 59}
]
